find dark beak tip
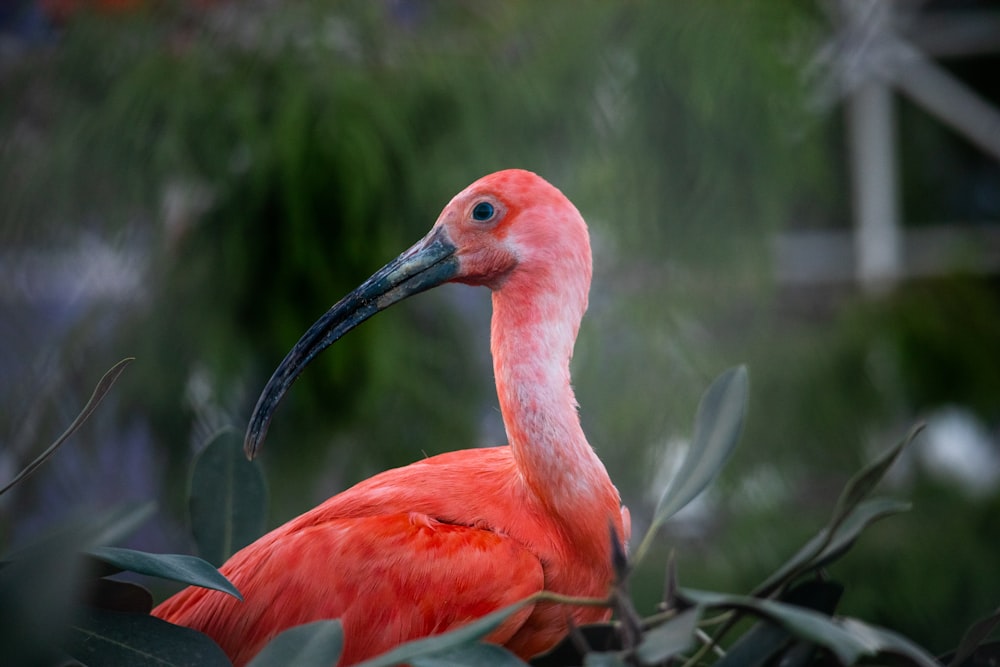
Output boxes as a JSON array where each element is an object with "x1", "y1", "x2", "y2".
[{"x1": 243, "y1": 424, "x2": 264, "y2": 460}]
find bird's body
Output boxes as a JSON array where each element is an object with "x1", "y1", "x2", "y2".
[{"x1": 153, "y1": 170, "x2": 630, "y2": 666}]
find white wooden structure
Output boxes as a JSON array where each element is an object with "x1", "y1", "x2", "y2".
[{"x1": 777, "y1": 0, "x2": 1000, "y2": 293}]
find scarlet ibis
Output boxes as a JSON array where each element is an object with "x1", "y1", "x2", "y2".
[{"x1": 152, "y1": 169, "x2": 631, "y2": 665}]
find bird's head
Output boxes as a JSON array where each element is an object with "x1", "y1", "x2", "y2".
[
  {"x1": 244, "y1": 169, "x2": 591, "y2": 458},
  {"x1": 432, "y1": 169, "x2": 591, "y2": 292}
]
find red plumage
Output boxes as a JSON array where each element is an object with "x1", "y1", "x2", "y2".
[{"x1": 153, "y1": 170, "x2": 630, "y2": 665}]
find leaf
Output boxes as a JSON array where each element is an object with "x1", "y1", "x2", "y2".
[
  {"x1": 411, "y1": 643, "x2": 527, "y2": 667},
  {"x1": 87, "y1": 546, "x2": 242, "y2": 601},
  {"x1": 634, "y1": 607, "x2": 700, "y2": 665},
  {"x1": 0, "y1": 358, "x2": 134, "y2": 496},
  {"x1": 247, "y1": 620, "x2": 343, "y2": 667},
  {"x1": 685, "y1": 590, "x2": 869, "y2": 664},
  {"x1": 0, "y1": 503, "x2": 163, "y2": 664},
  {"x1": 64, "y1": 607, "x2": 230, "y2": 667},
  {"x1": 781, "y1": 579, "x2": 845, "y2": 615},
  {"x1": 943, "y1": 641, "x2": 1000, "y2": 667},
  {"x1": 837, "y1": 618, "x2": 940, "y2": 667},
  {"x1": 0, "y1": 524, "x2": 88, "y2": 665},
  {"x1": 355, "y1": 598, "x2": 534, "y2": 667},
  {"x1": 772, "y1": 643, "x2": 823, "y2": 667},
  {"x1": 753, "y1": 498, "x2": 911, "y2": 598},
  {"x1": 82, "y1": 577, "x2": 154, "y2": 614},
  {"x1": 947, "y1": 607, "x2": 1000, "y2": 667},
  {"x1": 32, "y1": 502, "x2": 159, "y2": 589},
  {"x1": 680, "y1": 590, "x2": 940, "y2": 667},
  {"x1": 85, "y1": 502, "x2": 159, "y2": 550},
  {"x1": 749, "y1": 428, "x2": 918, "y2": 599},
  {"x1": 2, "y1": 502, "x2": 156, "y2": 562},
  {"x1": 583, "y1": 653, "x2": 628, "y2": 667},
  {"x1": 530, "y1": 624, "x2": 620, "y2": 666},
  {"x1": 715, "y1": 581, "x2": 843, "y2": 667},
  {"x1": 713, "y1": 620, "x2": 794, "y2": 667},
  {"x1": 654, "y1": 366, "x2": 748, "y2": 524},
  {"x1": 189, "y1": 429, "x2": 268, "y2": 566},
  {"x1": 808, "y1": 498, "x2": 912, "y2": 570},
  {"x1": 828, "y1": 425, "x2": 922, "y2": 535},
  {"x1": 634, "y1": 366, "x2": 748, "y2": 565}
]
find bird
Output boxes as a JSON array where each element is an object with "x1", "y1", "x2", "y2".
[{"x1": 152, "y1": 169, "x2": 631, "y2": 666}]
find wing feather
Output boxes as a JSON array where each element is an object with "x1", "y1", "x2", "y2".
[{"x1": 154, "y1": 512, "x2": 543, "y2": 666}]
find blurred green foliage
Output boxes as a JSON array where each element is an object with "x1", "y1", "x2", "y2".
[
  {"x1": 1, "y1": 0, "x2": 998, "y2": 656},
  {"x1": 2, "y1": 362, "x2": 982, "y2": 666}
]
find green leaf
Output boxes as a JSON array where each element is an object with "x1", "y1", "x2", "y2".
[
  {"x1": 0, "y1": 358, "x2": 134, "y2": 496},
  {"x1": 583, "y1": 653, "x2": 628, "y2": 667},
  {"x1": 0, "y1": 524, "x2": 88, "y2": 665},
  {"x1": 85, "y1": 502, "x2": 159, "y2": 550},
  {"x1": 247, "y1": 619, "x2": 343, "y2": 667},
  {"x1": 64, "y1": 607, "x2": 230, "y2": 667},
  {"x1": 750, "y1": 428, "x2": 919, "y2": 599},
  {"x1": 2, "y1": 502, "x2": 156, "y2": 562},
  {"x1": 355, "y1": 598, "x2": 534, "y2": 667},
  {"x1": 772, "y1": 643, "x2": 820, "y2": 667},
  {"x1": 654, "y1": 366, "x2": 748, "y2": 524},
  {"x1": 828, "y1": 425, "x2": 922, "y2": 534},
  {"x1": 87, "y1": 546, "x2": 242, "y2": 601},
  {"x1": 715, "y1": 580, "x2": 842, "y2": 667},
  {"x1": 809, "y1": 497, "x2": 912, "y2": 569},
  {"x1": 683, "y1": 590, "x2": 867, "y2": 664},
  {"x1": 680, "y1": 590, "x2": 940, "y2": 666},
  {"x1": 837, "y1": 618, "x2": 940, "y2": 667},
  {"x1": 754, "y1": 497, "x2": 911, "y2": 598},
  {"x1": 411, "y1": 643, "x2": 527, "y2": 667},
  {"x1": 529, "y1": 624, "x2": 619, "y2": 666},
  {"x1": 713, "y1": 621, "x2": 794, "y2": 667},
  {"x1": 947, "y1": 607, "x2": 1000, "y2": 667},
  {"x1": 944, "y1": 641, "x2": 1000, "y2": 667},
  {"x1": 189, "y1": 429, "x2": 268, "y2": 566},
  {"x1": 0, "y1": 503, "x2": 167, "y2": 664},
  {"x1": 634, "y1": 607, "x2": 700, "y2": 665},
  {"x1": 83, "y1": 577, "x2": 154, "y2": 614},
  {"x1": 634, "y1": 366, "x2": 748, "y2": 564}
]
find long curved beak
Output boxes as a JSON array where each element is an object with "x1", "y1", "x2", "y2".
[{"x1": 244, "y1": 226, "x2": 458, "y2": 459}]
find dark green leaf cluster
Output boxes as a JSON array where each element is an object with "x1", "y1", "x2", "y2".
[{"x1": 2, "y1": 362, "x2": 996, "y2": 666}]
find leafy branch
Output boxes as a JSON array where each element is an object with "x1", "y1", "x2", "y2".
[{"x1": 1, "y1": 363, "x2": 997, "y2": 666}]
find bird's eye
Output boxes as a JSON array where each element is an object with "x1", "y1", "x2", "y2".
[{"x1": 471, "y1": 201, "x2": 495, "y2": 222}]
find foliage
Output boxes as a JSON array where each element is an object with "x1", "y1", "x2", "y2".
[
  {"x1": 246, "y1": 620, "x2": 344, "y2": 667},
  {"x1": 0, "y1": 0, "x2": 824, "y2": 507},
  {"x1": 1, "y1": 0, "x2": 998, "y2": 662},
  {"x1": 0, "y1": 362, "x2": 996, "y2": 666},
  {"x1": 188, "y1": 430, "x2": 268, "y2": 566},
  {"x1": 713, "y1": 277, "x2": 1000, "y2": 651}
]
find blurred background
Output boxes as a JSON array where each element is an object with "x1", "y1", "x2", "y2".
[{"x1": 1, "y1": 0, "x2": 998, "y2": 654}]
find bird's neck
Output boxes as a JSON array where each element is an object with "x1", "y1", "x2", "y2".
[{"x1": 490, "y1": 276, "x2": 614, "y2": 520}]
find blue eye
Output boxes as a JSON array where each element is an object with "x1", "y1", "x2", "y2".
[{"x1": 472, "y1": 201, "x2": 495, "y2": 222}]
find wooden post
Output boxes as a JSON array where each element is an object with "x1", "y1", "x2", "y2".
[{"x1": 845, "y1": 1, "x2": 901, "y2": 294}]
